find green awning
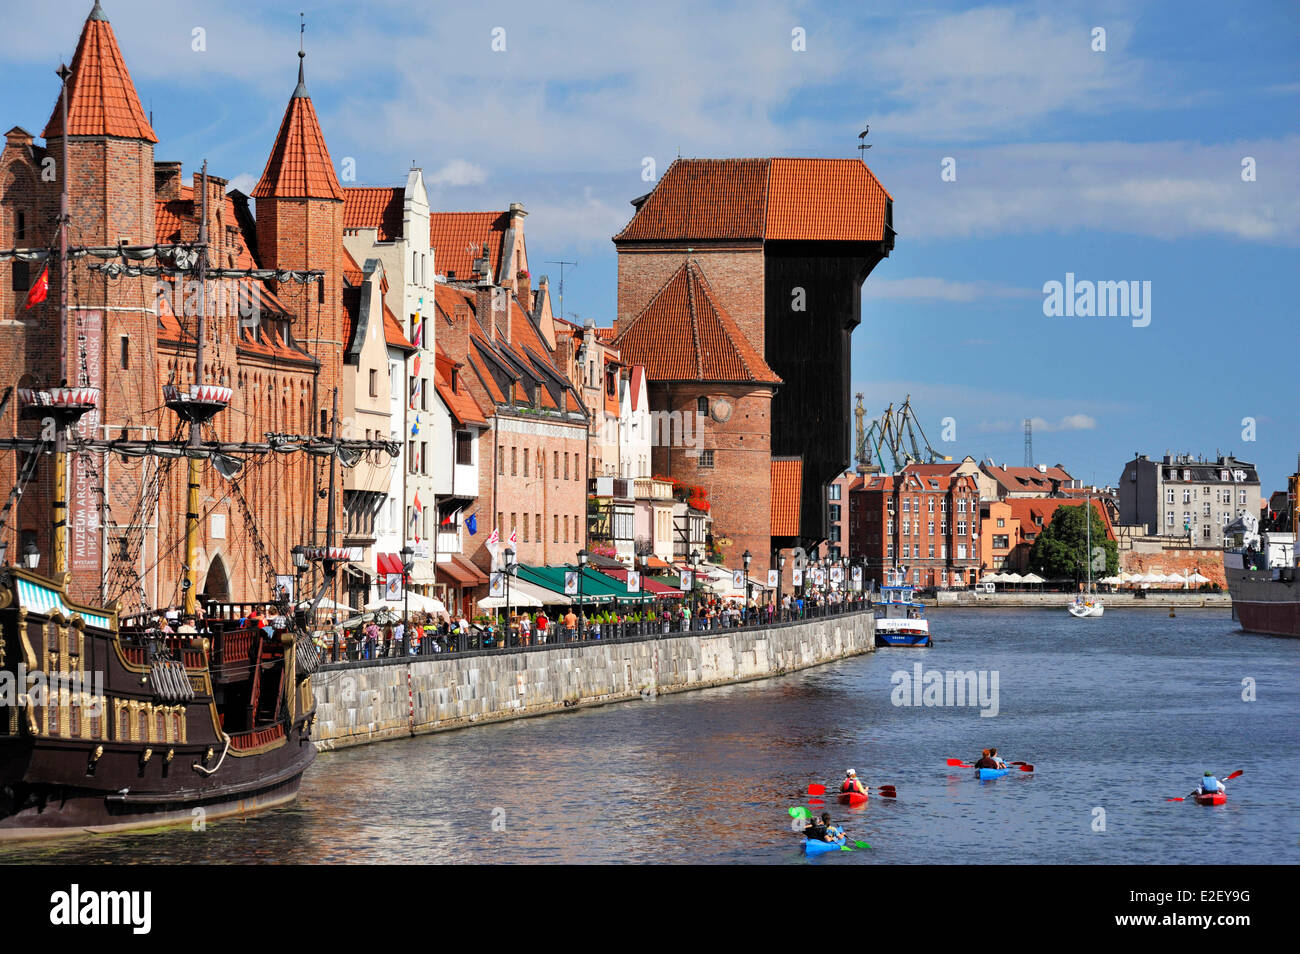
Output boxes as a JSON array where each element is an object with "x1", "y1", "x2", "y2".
[{"x1": 515, "y1": 564, "x2": 655, "y2": 604}]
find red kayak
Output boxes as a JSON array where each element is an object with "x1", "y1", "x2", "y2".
[
  {"x1": 1194, "y1": 792, "x2": 1226, "y2": 806},
  {"x1": 836, "y1": 790, "x2": 868, "y2": 806}
]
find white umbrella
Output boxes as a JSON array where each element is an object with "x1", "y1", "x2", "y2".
[
  {"x1": 299, "y1": 597, "x2": 353, "y2": 613},
  {"x1": 1188, "y1": 572, "x2": 1211, "y2": 584},
  {"x1": 1098, "y1": 575, "x2": 1123, "y2": 585},
  {"x1": 366, "y1": 592, "x2": 449, "y2": 615},
  {"x1": 1021, "y1": 572, "x2": 1045, "y2": 584},
  {"x1": 982, "y1": 572, "x2": 1005, "y2": 583},
  {"x1": 477, "y1": 592, "x2": 542, "y2": 610},
  {"x1": 1002, "y1": 572, "x2": 1024, "y2": 584}
]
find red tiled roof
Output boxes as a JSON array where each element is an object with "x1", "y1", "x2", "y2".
[
  {"x1": 344, "y1": 187, "x2": 403, "y2": 241},
  {"x1": 384, "y1": 304, "x2": 415, "y2": 352},
  {"x1": 341, "y1": 246, "x2": 364, "y2": 287},
  {"x1": 434, "y1": 346, "x2": 486, "y2": 427},
  {"x1": 984, "y1": 463, "x2": 1074, "y2": 495},
  {"x1": 765, "y1": 158, "x2": 891, "y2": 242},
  {"x1": 615, "y1": 158, "x2": 891, "y2": 243},
  {"x1": 1002, "y1": 498, "x2": 1114, "y2": 541},
  {"x1": 771, "y1": 457, "x2": 803, "y2": 536},
  {"x1": 613, "y1": 260, "x2": 781, "y2": 384},
  {"x1": 42, "y1": 3, "x2": 157, "y2": 143},
  {"x1": 252, "y1": 67, "x2": 344, "y2": 201},
  {"x1": 429, "y1": 211, "x2": 508, "y2": 280}
]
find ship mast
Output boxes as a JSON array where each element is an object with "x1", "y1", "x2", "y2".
[
  {"x1": 180, "y1": 162, "x2": 210, "y2": 616},
  {"x1": 50, "y1": 63, "x2": 73, "y2": 582}
]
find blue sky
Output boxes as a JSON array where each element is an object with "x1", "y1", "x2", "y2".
[{"x1": 3, "y1": 0, "x2": 1297, "y2": 489}]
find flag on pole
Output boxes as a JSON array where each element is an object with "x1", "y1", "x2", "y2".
[
  {"x1": 411, "y1": 492, "x2": 423, "y2": 542},
  {"x1": 508, "y1": 529, "x2": 518, "y2": 549},
  {"x1": 24, "y1": 265, "x2": 49, "y2": 309},
  {"x1": 486, "y1": 527, "x2": 500, "y2": 566},
  {"x1": 466, "y1": 513, "x2": 478, "y2": 535}
]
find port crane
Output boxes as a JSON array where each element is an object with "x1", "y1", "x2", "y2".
[{"x1": 854, "y1": 394, "x2": 951, "y2": 474}]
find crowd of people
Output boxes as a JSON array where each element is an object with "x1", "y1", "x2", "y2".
[{"x1": 310, "y1": 588, "x2": 873, "y2": 662}]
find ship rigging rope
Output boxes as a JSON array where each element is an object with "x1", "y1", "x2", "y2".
[{"x1": 191, "y1": 731, "x2": 231, "y2": 776}]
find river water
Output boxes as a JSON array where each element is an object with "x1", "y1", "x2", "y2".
[{"x1": 7, "y1": 608, "x2": 1298, "y2": 864}]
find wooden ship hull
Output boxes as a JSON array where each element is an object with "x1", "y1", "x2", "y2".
[{"x1": 0, "y1": 568, "x2": 317, "y2": 841}]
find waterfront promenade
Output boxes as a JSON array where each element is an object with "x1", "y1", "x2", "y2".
[{"x1": 310, "y1": 604, "x2": 876, "y2": 749}]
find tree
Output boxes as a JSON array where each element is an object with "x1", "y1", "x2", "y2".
[{"x1": 1027, "y1": 503, "x2": 1118, "y2": 582}]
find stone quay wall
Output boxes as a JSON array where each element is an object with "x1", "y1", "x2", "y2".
[{"x1": 310, "y1": 611, "x2": 875, "y2": 750}]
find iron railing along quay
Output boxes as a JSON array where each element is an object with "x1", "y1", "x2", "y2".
[{"x1": 318, "y1": 596, "x2": 876, "y2": 668}]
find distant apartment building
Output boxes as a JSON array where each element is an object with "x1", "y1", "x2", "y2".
[
  {"x1": 850, "y1": 466, "x2": 982, "y2": 588},
  {"x1": 1119, "y1": 453, "x2": 1261, "y2": 544}
]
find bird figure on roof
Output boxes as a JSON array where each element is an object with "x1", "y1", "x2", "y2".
[{"x1": 858, "y1": 126, "x2": 871, "y2": 156}]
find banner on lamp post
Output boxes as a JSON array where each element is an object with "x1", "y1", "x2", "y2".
[
  {"x1": 564, "y1": 570, "x2": 579, "y2": 596},
  {"x1": 489, "y1": 572, "x2": 504, "y2": 598},
  {"x1": 792, "y1": 568, "x2": 803, "y2": 587},
  {"x1": 679, "y1": 570, "x2": 693, "y2": 593},
  {"x1": 767, "y1": 569, "x2": 779, "y2": 588},
  {"x1": 628, "y1": 570, "x2": 641, "y2": 593}
]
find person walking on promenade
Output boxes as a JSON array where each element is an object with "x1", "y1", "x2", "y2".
[{"x1": 564, "y1": 607, "x2": 578, "y2": 640}]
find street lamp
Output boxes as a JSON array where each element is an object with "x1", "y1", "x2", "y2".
[
  {"x1": 577, "y1": 548, "x2": 589, "y2": 641},
  {"x1": 690, "y1": 548, "x2": 701, "y2": 630},
  {"x1": 503, "y1": 546, "x2": 516, "y2": 647},
  {"x1": 400, "y1": 544, "x2": 414, "y2": 649},
  {"x1": 776, "y1": 551, "x2": 786, "y2": 618},
  {"x1": 22, "y1": 539, "x2": 39, "y2": 570},
  {"x1": 742, "y1": 549, "x2": 752, "y2": 623}
]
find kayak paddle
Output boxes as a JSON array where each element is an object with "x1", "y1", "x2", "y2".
[
  {"x1": 946, "y1": 758, "x2": 974, "y2": 768},
  {"x1": 840, "y1": 840, "x2": 873, "y2": 851},
  {"x1": 1016, "y1": 763, "x2": 1035, "y2": 773},
  {"x1": 788, "y1": 806, "x2": 813, "y2": 819},
  {"x1": 877, "y1": 785, "x2": 897, "y2": 799},
  {"x1": 808, "y1": 784, "x2": 827, "y2": 796},
  {"x1": 808, "y1": 798, "x2": 825, "y2": 806}
]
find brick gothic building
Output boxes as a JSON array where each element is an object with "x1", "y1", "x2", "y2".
[
  {"x1": 0, "y1": 3, "x2": 345, "y2": 609},
  {"x1": 613, "y1": 158, "x2": 894, "y2": 575}
]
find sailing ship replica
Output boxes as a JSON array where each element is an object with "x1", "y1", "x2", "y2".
[
  {"x1": 0, "y1": 128, "x2": 384, "y2": 838},
  {"x1": 1068, "y1": 494, "x2": 1104, "y2": 618}
]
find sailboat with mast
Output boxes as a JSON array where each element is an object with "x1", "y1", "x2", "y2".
[
  {"x1": 0, "y1": 38, "x2": 392, "y2": 837},
  {"x1": 1068, "y1": 494, "x2": 1104, "y2": 618}
]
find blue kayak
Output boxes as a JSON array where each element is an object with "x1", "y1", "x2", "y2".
[
  {"x1": 804, "y1": 836, "x2": 846, "y2": 854},
  {"x1": 975, "y1": 768, "x2": 1009, "y2": 780}
]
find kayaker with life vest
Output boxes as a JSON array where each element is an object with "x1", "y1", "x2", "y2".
[
  {"x1": 974, "y1": 749, "x2": 998, "y2": 770},
  {"x1": 1193, "y1": 772, "x2": 1226, "y2": 798},
  {"x1": 840, "y1": 769, "x2": 869, "y2": 796},
  {"x1": 803, "y1": 812, "x2": 843, "y2": 843}
]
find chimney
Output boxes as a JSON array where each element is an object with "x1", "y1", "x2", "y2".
[
  {"x1": 446, "y1": 296, "x2": 473, "y2": 361},
  {"x1": 474, "y1": 242, "x2": 491, "y2": 285},
  {"x1": 495, "y1": 287, "x2": 511, "y2": 344},
  {"x1": 155, "y1": 161, "x2": 183, "y2": 201},
  {"x1": 475, "y1": 285, "x2": 493, "y2": 341},
  {"x1": 5, "y1": 126, "x2": 35, "y2": 152}
]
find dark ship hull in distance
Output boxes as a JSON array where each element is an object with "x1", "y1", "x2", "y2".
[
  {"x1": 0, "y1": 568, "x2": 317, "y2": 841},
  {"x1": 1224, "y1": 557, "x2": 1300, "y2": 637}
]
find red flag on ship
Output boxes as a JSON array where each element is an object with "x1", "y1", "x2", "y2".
[{"x1": 24, "y1": 265, "x2": 49, "y2": 309}]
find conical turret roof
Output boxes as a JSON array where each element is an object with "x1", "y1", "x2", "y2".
[
  {"x1": 41, "y1": 1, "x2": 158, "y2": 143},
  {"x1": 252, "y1": 52, "x2": 343, "y2": 201}
]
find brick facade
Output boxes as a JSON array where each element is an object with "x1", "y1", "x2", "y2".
[{"x1": 1, "y1": 7, "x2": 342, "y2": 611}]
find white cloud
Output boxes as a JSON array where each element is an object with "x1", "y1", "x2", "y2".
[
  {"x1": 866, "y1": 277, "x2": 1034, "y2": 302},
  {"x1": 225, "y1": 173, "x2": 257, "y2": 196},
  {"x1": 428, "y1": 160, "x2": 488, "y2": 188},
  {"x1": 889, "y1": 137, "x2": 1300, "y2": 244}
]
